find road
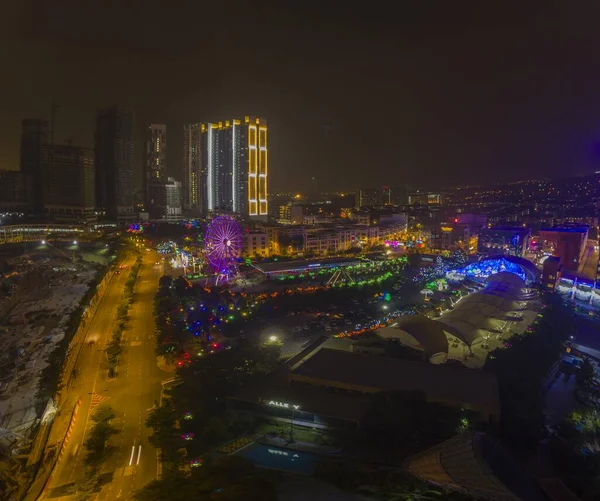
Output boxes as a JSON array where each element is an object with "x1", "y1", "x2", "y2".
[{"x1": 45, "y1": 250, "x2": 164, "y2": 500}]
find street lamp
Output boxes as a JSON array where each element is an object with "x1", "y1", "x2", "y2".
[
  {"x1": 41, "y1": 240, "x2": 46, "y2": 245},
  {"x1": 73, "y1": 240, "x2": 78, "y2": 245},
  {"x1": 269, "y1": 335, "x2": 279, "y2": 343}
]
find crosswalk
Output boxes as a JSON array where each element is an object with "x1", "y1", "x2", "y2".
[{"x1": 90, "y1": 393, "x2": 110, "y2": 411}]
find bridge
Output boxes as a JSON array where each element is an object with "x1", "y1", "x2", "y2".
[{"x1": 0, "y1": 224, "x2": 84, "y2": 245}]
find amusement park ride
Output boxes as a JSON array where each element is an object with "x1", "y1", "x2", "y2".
[{"x1": 203, "y1": 215, "x2": 244, "y2": 285}]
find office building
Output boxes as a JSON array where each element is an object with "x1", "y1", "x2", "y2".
[
  {"x1": 382, "y1": 185, "x2": 409, "y2": 206},
  {"x1": 409, "y1": 191, "x2": 443, "y2": 205},
  {"x1": 182, "y1": 124, "x2": 207, "y2": 212},
  {"x1": 95, "y1": 106, "x2": 135, "y2": 219},
  {"x1": 20, "y1": 119, "x2": 50, "y2": 214},
  {"x1": 357, "y1": 189, "x2": 381, "y2": 208},
  {"x1": 277, "y1": 202, "x2": 304, "y2": 224},
  {"x1": 188, "y1": 117, "x2": 268, "y2": 219},
  {"x1": 0, "y1": 170, "x2": 26, "y2": 212},
  {"x1": 147, "y1": 177, "x2": 182, "y2": 220},
  {"x1": 42, "y1": 145, "x2": 95, "y2": 221}
]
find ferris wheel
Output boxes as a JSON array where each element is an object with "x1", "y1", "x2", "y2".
[{"x1": 204, "y1": 215, "x2": 243, "y2": 282}]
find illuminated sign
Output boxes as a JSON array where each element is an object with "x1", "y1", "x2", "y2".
[
  {"x1": 268, "y1": 448, "x2": 299, "y2": 458},
  {"x1": 268, "y1": 401, "x2": 300, "y2": 410}
]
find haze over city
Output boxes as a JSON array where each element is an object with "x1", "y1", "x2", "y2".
[
  {"x1": 3, "y1": 3, "x2": 600, "y2": 501},
  {"x1": 3, "y1": 1, "x2": 600, "y2": 192}
]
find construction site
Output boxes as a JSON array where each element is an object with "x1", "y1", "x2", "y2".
[{"x1": 0, "y1": 247, "x2": 101, "y2": 457}]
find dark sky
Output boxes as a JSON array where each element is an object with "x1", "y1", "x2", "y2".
[{"x1": 3, "y1": 1, "x2": 600, "y2": 192}]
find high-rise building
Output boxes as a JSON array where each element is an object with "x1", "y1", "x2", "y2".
[
  {"x1": 20, "y1": 119, "x2": 50, "y2": 214},
  {"x1": 95, "y1": 106, "x2": 135, "y2": 219},
  {"x1": 383, "y1": 185, "x2": 410, "y2": 206},
  {"x1": 182, "y1": 123, "x2": 206, "y2": 212},
  {"x1": 0, "y1": 170, "x2": 26, "y2": 212},
  {"x1": 42, "y1": 145, "x2": 95, "y2": 221},
  {"x1": 145, "y1": 124, "x2": 167, "y2": 205},
  {"x1": 185, "y1": 117, "x2": 268, "y2": 219},
  {"x1": 357, "y1": 189, "x2": 381, "y2": 208}
]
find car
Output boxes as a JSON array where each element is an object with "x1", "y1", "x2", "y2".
[{"x1": 324, "y1": 324, "x2": 332, "y2": 332}]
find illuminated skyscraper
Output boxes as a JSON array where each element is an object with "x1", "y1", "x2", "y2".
[
  {"x1": 182, "y1": 123, "x2": 206, "y2": 212},
  {"x1": 185, "y1": 117, "x2": 268, "y2": 219}
]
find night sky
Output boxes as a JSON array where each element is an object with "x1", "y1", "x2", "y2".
[{"x1": 2, "y1": 1, "x2": 600, "y2": 192}]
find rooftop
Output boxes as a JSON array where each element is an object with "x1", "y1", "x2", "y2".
[
  {"x1": 540, "y1": 226, "x2": 589, "y2": 233},
  {"x1": 232, "y1": 381, "x2": 372, "y2": 424},
  {"x1": 291, "y1": 349, "x2": 500, "y2": 417},
  {"x1": 255, "y1": 257, "x2": 363, "y2": 274}
]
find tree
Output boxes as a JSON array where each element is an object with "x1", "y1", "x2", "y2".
[
  {"x1": 452, "y1": 249, "x2": 467, "y2": 267},
  {"x1": 575, "y1": 359, "x2": 595, "y2": 392},
  {"x1": 484, "y1": 294, "x2": 575, "y2": 449},
  {"x1": 92, "y1": 404, "x2": 116, "y2": 424},
  {"x1": 83, "y1": 406, "x2": 120, "y2": 469},
  {"x1": 159, "y1": 276, "x2": 173, "y2": 288},
  {"x1": 133, "y1": 456, "x2": 277, "y2": 501}
]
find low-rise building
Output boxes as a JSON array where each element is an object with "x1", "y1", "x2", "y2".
[
  {"x1": 229, "y1": 342, "x2": 500, "y2": 431},
  {"x1": 477, "y1": 226, "x2": 530, "y2": 256},
  {"x1": 538, "y1": 226, "x2": 588, "y2": 273},
  {"x1": 244, "y1": 230, "x2": 270, "y2": 257}
]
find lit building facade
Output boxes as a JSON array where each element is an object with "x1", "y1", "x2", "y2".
[
  {"x1": 187, "y1": 117, "x2": 268, "y2": 219},
  {"x1": 244, "y1": 230, "x2": 270, "y2": 257},
  {"x1": 182, "y1": 124, "x2": 206, "y2": 212},
  {"x1": 409, "y1": 192, "x2": 443, "y2": 205}
]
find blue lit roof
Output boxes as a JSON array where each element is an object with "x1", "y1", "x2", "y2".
[{"x1": 451, "y1": 257, "x2": 526, "y2": 282}]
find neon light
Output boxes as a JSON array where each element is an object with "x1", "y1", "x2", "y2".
[
  {"x1": 207, "y1": 125, "x2": 214, "y2": 210},
  {"x1": 232, "y1": 122, "x2": 237, "y2": 212},
  {"x1": 249, "y1": 125, "x2": 258, "y2": 216},
  {"x1": 268, "y1": 401, "x2": 300, "y2": 410},
  {"x1": 259, "y1": 126, "x2": 268, "y2": 215}
]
